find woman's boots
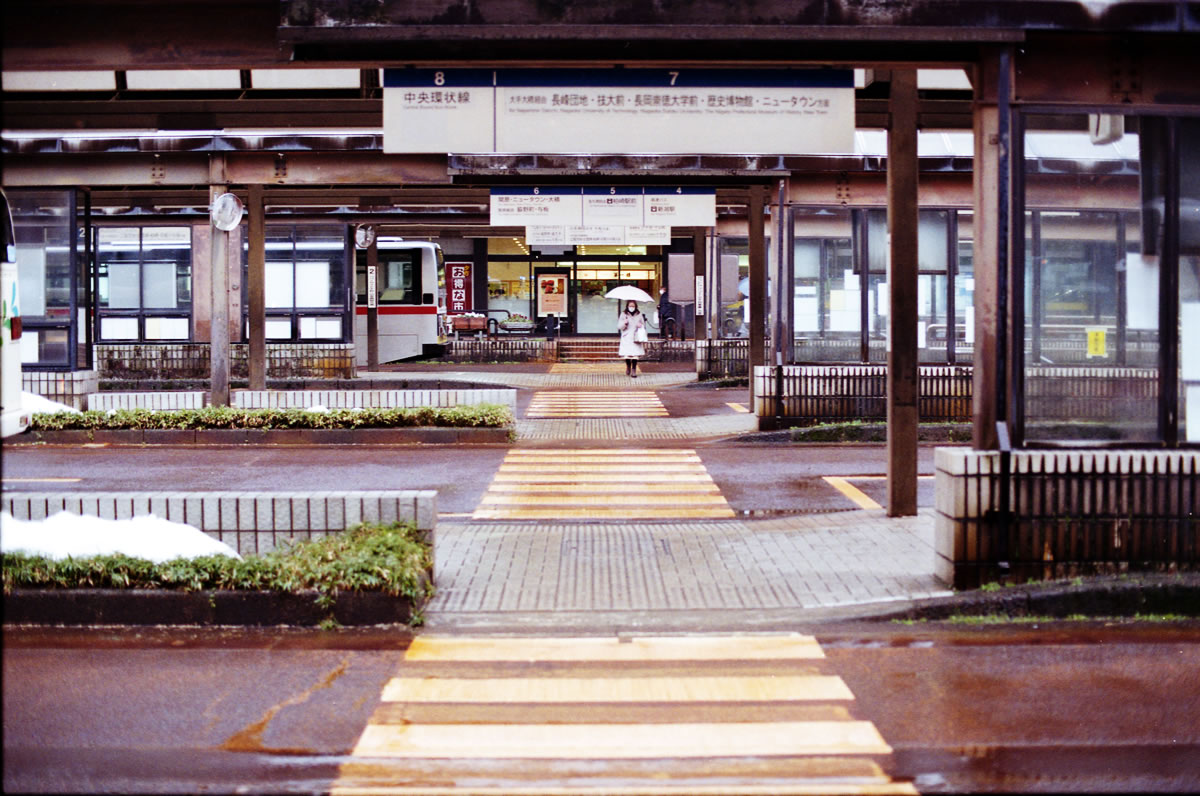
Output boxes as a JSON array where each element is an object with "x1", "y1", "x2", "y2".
[{"x1": 625, "y1": 358, "x2": 638, "y2": 378}]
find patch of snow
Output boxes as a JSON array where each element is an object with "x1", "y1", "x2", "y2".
[
  {"x1": 1, "y1": 511, "x2": 242, "y2": 562},
  {"x1": 21, "y1": 392, "x2": 81, "y2": 414}
]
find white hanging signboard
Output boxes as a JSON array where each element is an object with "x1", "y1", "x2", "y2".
[
  {"x1": 566, "y1": 226, "x2": 627, "y2": 246},
  {"x1": 626, "y1": 226, "x2": 672, "y2": 245},
  {"x1": 642, "y1": 188, "x2": 717, "y2": 227},
  {"x1": 385, "y1": 68, "x2": 854, "y2": 155},
  {"x1": 525, "y1": 226, "x2": 568, "y2": 246},
  {"x1": 382, "y1": 69, "x2": 496, "y2": 154},
  {"x1": 490, "y1": 188, "x2": 584, "y2": 226}
]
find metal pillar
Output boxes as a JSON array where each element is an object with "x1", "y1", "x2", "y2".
[
  {"x1": 208, "y1": 167, "x2": 230, "y2": 407},
  {"x1": 887, "y1": 69, "x2": 919, "y2": 516},
  {"x1": 247, "y1": 184, "x2": 266, "y2": 390},
  {"x1": 971, "y1": 54, "x2": 1008, "y2": 451},
  {"x1": 748, "y1": 184, "x2": 767, "y2": 411},
  {"x1": 693, "y1": 227, "x2": 707, "y2": 341},
  {"x1": 367, "y1": 237, "x2": 379, "y2": 370}
]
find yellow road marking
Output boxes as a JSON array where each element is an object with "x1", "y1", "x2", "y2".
[
  {"x1": 404, "y1": 635, "x2": 825, "y2": 661},
  {"x1": 492, "y1": 473, "x2": 716, "y2": 483},
  {"x1": 487, "y1": 482, "x2": 719, "y2": 493},
  {"x1": 333, "y1": 783, "x2": 918, "y2": 795},
  {"x1": 479, "y1": 493, "x2": 731, "y2": 506},
  {"x1": 509, "y1": 448, "x2": 695, "y2": 455},
  {"x1": 499, "y1": 463, "x2": 707, "y2": 473},
  {"x1": 1, "y1": 477, "x2": 83, "y2": 483},
  {"x1": 823, "y1": 476, "x2": 883, "y2": 510},
  {"x1": 472, "y1": 507, "x2": 736, "y2": 519},
  {"x1": 352, "y1": 720, "x2": 892, "y2": 759},
  {"x1": 382, "y1": 675, "x2": 854, "y2": 704},
  {"x1": 726, "y1": 402, "x2": 750, "y2": 413}
]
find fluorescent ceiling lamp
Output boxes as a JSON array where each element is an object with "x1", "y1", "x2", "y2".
[
  {"x1": 251, "y1": 69, "x2": 360, "y2": 90},
  {"x1": 2, "y1": 71, "x2": 116, "y2": 91},
  {"x1": 125, "y1": 70, "x2": 241, "y2": 90}
]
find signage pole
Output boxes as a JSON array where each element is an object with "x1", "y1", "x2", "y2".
[{"x1": 367, "y1": 237, "x2": 379, "y2": 371}]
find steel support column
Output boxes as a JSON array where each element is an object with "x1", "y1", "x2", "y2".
[
  {"x1": 887, "y1": 69, "x2": 920, "y2": 516},
  {"x1": 208, "y1": 160, "x2": 230, "y2": 407},
  {"x1": 247, "y1": 184, "x2": 266, "y2": 390},
  {"x1": 693, "y1": 228, "x2": 707, "y2": 341},
  {"x1": 748, "y1": 185, "x2": 767, "y2": 413},
  {"x1": 971, "y1": 55, "x2": 1008, "y2": 451}
]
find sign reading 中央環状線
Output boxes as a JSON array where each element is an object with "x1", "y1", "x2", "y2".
[{"x1": 384, "y1": 68, "x2": 854, "y2": 155}]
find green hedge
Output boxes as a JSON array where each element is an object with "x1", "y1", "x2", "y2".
[
  {"x1": 2, "y1": 521, "x2": 433, "y2": 607},
  {"x1": 30, "y1": 404, "x2": 513, "y2": 431}
]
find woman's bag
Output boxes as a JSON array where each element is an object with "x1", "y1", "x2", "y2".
[{"x1": 634, "y1": 325, "x2": 649, "y2": 343}]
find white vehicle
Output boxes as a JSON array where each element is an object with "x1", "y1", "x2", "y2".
[
  {"x1": 2, "y1": 189, "x2": 30, "y2": 438},
  {"x1": 354, "y1": 239, "x2": 447, "y2": 365}
]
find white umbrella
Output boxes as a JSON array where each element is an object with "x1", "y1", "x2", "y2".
[{"x1": 604, "y1": 285, "x2": 655, "y2": 303}]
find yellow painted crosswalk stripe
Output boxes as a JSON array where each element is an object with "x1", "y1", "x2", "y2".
[
  {"x1": 473, "y1": 447, "x2": 735, "y2": 520},
  {"x1": 352, "y1": 720, "x2": 892, "y2": 759},
  {"x1": 383, "y1": 675, "x2": 854, "y2": 703},
  {"x1": 526, "y1": 391, "x2": 668, "y2": 418},
  {"x1": 334, "y1": 635, "x2": 915, "y2": 794},
  {"x1": 404, "y1": 635, "x2": 827, "y2": 661}
]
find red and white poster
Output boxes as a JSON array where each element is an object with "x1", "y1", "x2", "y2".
[
  {"x1": 537, "y1": 274, "x2": 568, "y2": 317},
  {"x1": 447, "y1": 262, "x2": 473, "y2": 313}
]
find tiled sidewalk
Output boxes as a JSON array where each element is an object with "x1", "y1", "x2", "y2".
[{"x1": 426, "y1": 508, "x2": 950, "y2": 630}]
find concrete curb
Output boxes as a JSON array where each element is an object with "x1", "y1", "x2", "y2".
[
  {"x1": 3, "y1": 588, "x2": 422, "y2": 626},
  {"x1": 872, "y1": 574, "x2": 1200, "y2": 622},
  {"x1": 13, "y1": 427, "x2": 512, "y2": 445}
]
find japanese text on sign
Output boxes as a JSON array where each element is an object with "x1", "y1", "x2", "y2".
[{"x1": 447, "y1": 262, "x2": 473, "y2": 314}]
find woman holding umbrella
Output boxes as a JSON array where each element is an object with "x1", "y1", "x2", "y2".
[
  {"x1": 605, "y1": 284, "x2": 654, "y2": 378},
  {"x1": 617, "y1": 299, "x2": 648, "y2": 377}
]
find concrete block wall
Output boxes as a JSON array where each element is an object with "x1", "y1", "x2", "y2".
[
  {"x1": 88, "y1": 392, "x2": 207, "y2": 411},
  {"x1": 934, "y1": 447, "x2": 1200, "y2": 589},
  {"x1": 3, "y1": 491, "x2": 436, "y2": 558},
  {"x1": 232, "y1": 389, "x2": 516, "y2": 412},
  {"x1": 22, "y1": 370, "x2": 99, "y2": 411}
]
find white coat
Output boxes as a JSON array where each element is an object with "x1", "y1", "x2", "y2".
[{"x1": 618, "y1": 310, "x2": 646, "y2": 358}]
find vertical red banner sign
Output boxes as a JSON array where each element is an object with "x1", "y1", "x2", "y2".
[{"x1": 447, "y1": 262, "x2": 473, "y2": 313}]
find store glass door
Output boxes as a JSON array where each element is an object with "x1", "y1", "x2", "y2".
[{"x1": 574, "y1": 261, "x2": 660, "y2": 334}]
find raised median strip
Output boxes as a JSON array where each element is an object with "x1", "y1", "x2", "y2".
[
  {"x1": 18, "y1": 427, "x2": 511, "y2": 445},
  {"x1": 3, "y1": 490, "x2": 437, "y2": 627}
]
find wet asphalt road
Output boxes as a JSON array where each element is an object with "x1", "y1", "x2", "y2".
[
  {"x1": 1, "y1": 443, "x2": 938, "y2": 516},
  {"x1": 4, "y1": 624, "x2": 1199, "y2": 794}
]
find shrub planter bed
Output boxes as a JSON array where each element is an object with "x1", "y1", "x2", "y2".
[
  {"x1": 2, "y1": 522, "x2": 432, "y2": 628},
  {"x1": 20, "y1": 427, "x2": 512, "y2": 445}
]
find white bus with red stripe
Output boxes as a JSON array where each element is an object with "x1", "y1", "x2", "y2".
[{"x1": 354, "y1": 239, "x2": 446, "y2": 365}]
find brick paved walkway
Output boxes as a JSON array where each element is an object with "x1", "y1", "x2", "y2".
[{"x1": 427, "y1": 509, "x2": 950, "y2": 630}]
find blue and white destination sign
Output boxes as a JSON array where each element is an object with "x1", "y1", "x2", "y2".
[{"x1": 385, "y1": 69, "x2": 854, "y2": 155}]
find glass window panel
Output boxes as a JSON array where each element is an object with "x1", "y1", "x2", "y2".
[
  {"x1": 266, "y1": 319, "x2": 292, "y2": 339},
  {"x1": 487, "y1": 260, "x2": 532, "y2": 322},
  {"x1": 1023, "y1": 114, "x2": 1157, "y2": 444},
  {"x1": 144, "y1": 317, "x2": 189, "y2": 340},
  {"x1": 142, "y1": 262, "x2": 178, "y2": 308},
  {"x1": 265, "y1": 261, "x2": 294, "y2": 308},
  {"x1": 16, "y1": 246, "x2": 46, "y2": 317},
  {"x1": 100, "y1": 317, "x2": 139, "y2": 339},
  {"x1": 299, "y1": 317, "x2": 343, "y2": 338},
  {"x1": 20, "y1": 328, "x2": 69, "y2": 365},
  {"x1": 105, "y1": 262, "x2": 140, "y2": 308},
  {"x1": 294, "y1": 226, "x2": 345, "y2": 307},
  {"x1": 295, "y1": 261, "x2": 332, "y2": 307}
]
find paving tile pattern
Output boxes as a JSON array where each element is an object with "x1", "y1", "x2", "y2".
[{"x1": 431, "y1": 509, "x2": 948, "y2": 615}]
